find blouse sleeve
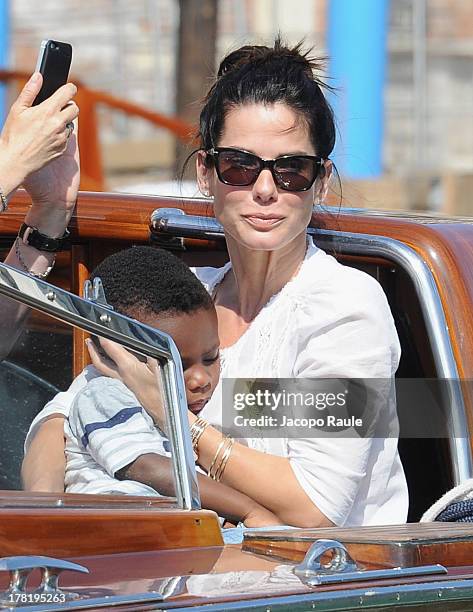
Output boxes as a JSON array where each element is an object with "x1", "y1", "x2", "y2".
[{"x1": 286, "y1": 270, "x2": 401, "y2": 525}]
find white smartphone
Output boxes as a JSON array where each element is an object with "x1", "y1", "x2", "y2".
[{"x1": 33, "y1": 39, "x2": 72, "y2": 106}]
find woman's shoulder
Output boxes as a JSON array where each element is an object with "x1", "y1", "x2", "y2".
[
  {"x1": 296, "y1": 241, "x2": 388, "y2": 309},
  {"x1": 292, "y1": 242, "x2": 400, "y2": 375}
]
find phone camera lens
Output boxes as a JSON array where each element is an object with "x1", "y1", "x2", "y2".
[{"x1": 50, "y1": 42, "x2": 56, "y2": 50}]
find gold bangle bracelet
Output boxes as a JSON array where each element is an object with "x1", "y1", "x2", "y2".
[
  {"x1": 214, "y1": 438, "x2": 234, "y2": 482},
  {"x1": 208, "y1": 438, "x2": 226, "y2": 480},
  {"x1": 190, "y1": 417, "x2": 208, "y2": 452},
  {"x1": 213, "y1": 438, "x2": 231, "y2": 481}
]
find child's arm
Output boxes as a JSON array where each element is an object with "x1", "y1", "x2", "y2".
[
  {"x1": 117, "y1": 453, "x2": 283, "y2": 527},
  {"x1": 22, "y1": 416, "x2": 66, "y2": 492}
]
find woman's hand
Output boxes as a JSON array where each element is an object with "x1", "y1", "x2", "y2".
[
  {"x1": 0, "y1": 73, "x2": 79, "y2": 201},
  {"x1": 86, "y1": 338, "x2": 166, "y2": 429},
  {"x1": 22, "y1": 115, "x2": 79, "y2": 237}
]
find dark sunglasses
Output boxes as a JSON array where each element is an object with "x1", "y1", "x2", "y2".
[{"x1": 206, "y1": 147, "x2": 325, "y2": 192}]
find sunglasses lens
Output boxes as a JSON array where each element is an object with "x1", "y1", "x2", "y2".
[
  {"x1": 274, "y1": 157, "x2": 317, "y2": 191},
  {"x1": 216, "y1": 151, "x2": 259, "y2": 186}
]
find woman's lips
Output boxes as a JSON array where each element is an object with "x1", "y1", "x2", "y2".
[
  {"x1": 243, "y1": 215, "x2": 284, "y2": 229},
  {"x1": 188, "y1": 399, "x2": 209, "y2": 414}
]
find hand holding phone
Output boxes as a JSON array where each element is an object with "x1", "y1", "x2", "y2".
[{"x1": 33, "y1": 39, "x2": 72, "y2": 106}]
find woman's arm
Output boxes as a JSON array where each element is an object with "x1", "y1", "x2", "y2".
[
  {"x1": 117, "y1": 453, "x2": 282, "y2": 527},
  {"x1": 191, "y1": 423, "x2": 333, "y2": 528},
  {"x1": 21, "y1": 416, "x2": 66, "y2": 492},
  {"x1": 0, "y1": 73, "x2": 79, "y2": 359}
]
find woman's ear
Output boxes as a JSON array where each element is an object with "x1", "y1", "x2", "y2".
[
  {"x1": 316, "y1": 159, "x2": 333, "y2": 204},
  {"x1": 196, "y1": 150, "x2": 212, "y2": 197}
]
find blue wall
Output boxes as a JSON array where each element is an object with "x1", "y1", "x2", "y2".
[{"x1": 328, "y1": 0, "x2": 389, "y2": 178}]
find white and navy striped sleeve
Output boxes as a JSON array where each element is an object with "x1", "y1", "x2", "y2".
[{"x1": 68, "y1": 377, "x2": 170, "y2": 477}]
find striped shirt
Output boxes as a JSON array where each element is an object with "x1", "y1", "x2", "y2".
[{"x1": 65, "y1": 376, "x2": 170, "y2": 495}]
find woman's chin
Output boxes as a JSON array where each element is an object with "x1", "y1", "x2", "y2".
[{"x1": 227, "y1": 225, "x2": 305, "y2": 252}]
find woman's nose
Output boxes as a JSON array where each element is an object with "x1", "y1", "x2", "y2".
[{"x1": 252, "y1": 168, "x2": 278, "y2": 203}]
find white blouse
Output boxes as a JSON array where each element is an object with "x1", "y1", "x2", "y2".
[
  {"x1": 194, "y1": 237, "x2": 408, "y2": 526},
  {"x1": 27, "y1": 237, "x2": 407, "y2": 526}
]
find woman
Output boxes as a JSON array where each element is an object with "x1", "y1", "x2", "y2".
[
  {"x1": 23, "y1": 39, "x2": 407, "y2": 527},
  {"x1": 0, "y1": 71, "x2": 79, "y2": 358}
]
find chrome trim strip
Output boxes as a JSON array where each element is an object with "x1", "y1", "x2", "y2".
[
  {"x1": 151, "y1": 211, "x2": 473, "y2": 484},
  {"x1": 163, "y1": 578, "x2": 473, "y2": 610},
  {"x1": 0, "y1": 262, "x2": 200, "y2": 510},
  {"x1": 304, "y1": 564, "x2": 447, "y2": 586},
  {"x1": 16, "y1": 577, "x2": 473, "y2": 611},
  {"x1": 18, "y1": 579, "x2": 473, "y2": 612}
]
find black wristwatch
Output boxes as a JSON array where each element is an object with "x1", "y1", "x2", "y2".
[{"x1": 18, "y1": 223, "x2": 70, "y2": 252}]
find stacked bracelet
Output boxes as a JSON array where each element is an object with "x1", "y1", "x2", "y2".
[
  {"x1": 190, "y1": 417, "x2": 209, "y2": 458},
  {"x1": 0, "y1": 187, "x2": 8, "y2": 213},
  {"x1": 190, "y1": 417, "x2": 234, "y2": 480},
  {"x1": 208, "y1": 436, "x2": 234, "y2": 482},
  {"x1": 15, "y1": 237, "x2": 55, "y2": 279}
]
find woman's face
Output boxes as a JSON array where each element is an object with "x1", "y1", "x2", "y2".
[{"x1": 197, "y1": 102, "x2": 330, "y2": 252}]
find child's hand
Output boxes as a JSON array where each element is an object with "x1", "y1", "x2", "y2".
[{"x1": 243, "y1": 504, "x2": 284, "y2": 528}]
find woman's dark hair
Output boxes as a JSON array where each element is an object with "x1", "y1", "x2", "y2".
[
  {"x1": 199, "y1": 36, "x2": 336, "y2": 160},
  {"x1": 90, "y1": 246, "x2": 213, "y2": 321}
]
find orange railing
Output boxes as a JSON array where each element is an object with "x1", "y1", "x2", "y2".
[{"x1": 0, "y1": 70, "x2": 195, "y2": 191}]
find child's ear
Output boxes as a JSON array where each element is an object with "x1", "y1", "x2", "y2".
[{"x1": 196, "y1": 150, "x2": 213, "y2": 197}]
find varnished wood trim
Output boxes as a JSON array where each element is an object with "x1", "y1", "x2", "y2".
[
  {"x1": 0, "y1": 506, "x2": 223, "y2": 557},
  {"x1": 243, "y1": 523, "x2": 473, "y2": 569},
  {"x1": 71, "y1": 244, "x2": 91, "y2": 376}
]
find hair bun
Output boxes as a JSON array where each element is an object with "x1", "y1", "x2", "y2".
[
  {"x1": 217, "y1": 37, "x2": 322, "y2": 80},
  {"x1": 217, "y1": 45, "x2": 269, "y2": 77}
]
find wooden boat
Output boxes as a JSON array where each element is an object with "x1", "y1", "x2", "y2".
[{"x1": 0, "y1": 190, "x2": 473, "y2": 610}]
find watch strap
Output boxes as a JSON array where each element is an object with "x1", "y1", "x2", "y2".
[{"x1": 18, "y1": 223, "x2": 70, "y2": 252}]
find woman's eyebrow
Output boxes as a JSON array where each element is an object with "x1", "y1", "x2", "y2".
[
  {"x1": 275, "y1": 150, "x2": 312, "y2": 157},
  {"x1": 222, "y1": 146, "x2": 313, "y2": 158}
]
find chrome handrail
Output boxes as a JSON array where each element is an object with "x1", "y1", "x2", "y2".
[
  {"x1": 0, "y1": 262, "x2": 200, "y2": 510},
  {"x1": 151, "y1": 210, "x2": 473, "y2": 484}
]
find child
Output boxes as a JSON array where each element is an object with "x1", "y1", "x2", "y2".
[{"x1": 65, "y1": 246, "x2": 280, "y2": 528}]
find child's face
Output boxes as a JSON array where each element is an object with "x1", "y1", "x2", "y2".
[{"x1": 146, "y1": 307, "x2": 220, "y2": 414}]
